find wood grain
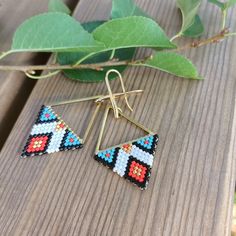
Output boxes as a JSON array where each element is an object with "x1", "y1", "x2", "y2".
[
  {"x1": 0, "y1": 0, "x2": 236, "y2": 235},
  {"x1": 0, "y1": 0, "x2": 78, "y2": 149}
]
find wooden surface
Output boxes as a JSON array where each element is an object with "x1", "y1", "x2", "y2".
[
  {"x1": 0, "y1": 0, "x2": 78, "y2": 149},
  {"x1": 0, "y1": 0, "x2": 236, "y2": 235}
]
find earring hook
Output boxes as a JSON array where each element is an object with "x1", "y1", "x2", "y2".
[{"x1": 105, "y1": 69, "x2": 133, "y2": 118}]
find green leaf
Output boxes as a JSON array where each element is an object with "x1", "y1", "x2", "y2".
[
  {"x1": 208, "y1": 0, "x2": 236, "y2": 10},
  {"x1": 182, "y1": 15, "x2": 204, "y2": 37},
  {"x1": 93, "y1": 16, "x2": 176, "y2": 50},
  {"x1": 82, "y1": 21, "x2": 106, "y2": 32},
  {"x1": 58, "y1": 17, "x2": 173, "y2": 82},
  {"x1": 11, "y1": 13, "x2": 104, "y2": 53},
  {"x1": 143, "y1": 52, "x2": 201, "y2": 79},
  {"x1": 208, "y1": 0, "x2": 225, "y2": 10},
  {"x1": 48, "y1": 0, "x2": 71, "y2": 14},
  {"x1": 57, "y1": 21, "x2": 136, "y2": 82},
  {"x1": 111, "y1": 0, "x2": 149, "y2": 19},
  {"x1": 226, "y1": 0, "x2": 236, "y2": 8},
  {"x1": 177, "y1": 0, "x2": 202, "y2": 34},
  {"x1": 58, "y1": 48, "x2": 135, "y2": 82}
]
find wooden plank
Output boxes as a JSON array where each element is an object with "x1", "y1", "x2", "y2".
[
  {"x1": 0, "y1": 0, "x2": 78, "y2": 148},
  {"x1": 0, "y1": 0, "x2": 236, "y2": 235}
]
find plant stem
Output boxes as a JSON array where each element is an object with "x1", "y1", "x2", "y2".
[
  {"x1": 25, "y1": 70, "x2": 60, "y2": 79},
  {"x1": 170, "y1": 32, "x2": 182, "y2": 42},
  {"x1": 0, "y1": 30, "x2": 235, "y2": 77},
  {"x1": 74, "y1": 52, "x2": 96, "y2": 65},
  {"x1": 173, "y1": 29, "x2": 229, "y2": 52},
  {"x1": 109, "y1": 49, "x2": 116, "y2": 60},
  {"x1": 0, "y1": 51, "x2": 12, "y2": 60},
  {"x1": 225, "y1": 32, "x2": 236, "y2": 37},
  {"x1": 0, "y1": 60, "x2": 134, "y2": 73},
  {"x1": 222, "y1": 10, "x2": 227, "y2": 30}
]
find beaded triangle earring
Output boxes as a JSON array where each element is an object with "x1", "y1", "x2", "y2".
[
  {"x1": 94, "y1": 106, "x2": 159, "y2": 190},
  {"x1": 21, "y1": 99, "x2": 101, "y2": 158},
  {"x1": 94, "y1": 70, "x2": 159, "y2": 190},
  {"x1": 20, "y1": 90, "x2": 142, "y2": 158}
]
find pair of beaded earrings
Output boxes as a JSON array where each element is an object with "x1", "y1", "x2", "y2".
[{"x1": 21, "y1": 70, "x2": 159, "y2": 190}]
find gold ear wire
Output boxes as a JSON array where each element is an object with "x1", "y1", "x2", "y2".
[
  {"x1": 105, "y1": 69, "x2": 133, "y2": 118},
  {"x1": 96, "y1": 105, "x2": 110, "y2": 152},
  {"x1": 95, "y1": 105, "x2": 154, "y2": 152},
  {"x1": 47, "y1": 90, "x2": 143, "y2": 107},
  {"x1": 45, "y1": 69, "x2": 143, "y2": 146},
  {"x1": 82, "y1": 102, "x2": 102, "y2": 144}
]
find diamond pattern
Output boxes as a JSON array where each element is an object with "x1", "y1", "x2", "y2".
[
  {"x1": 125, "y1": 157, "x2": 150, "y2": 189},
  {"x1": 25, "y1": 135, "x2": 51, "y2": 155},
  {"x1": 21, "y1": 105, "x2": 83, "y2": 157},
  {"x1": 94, "y1": 134, "x2": 159, "y2": 190}
]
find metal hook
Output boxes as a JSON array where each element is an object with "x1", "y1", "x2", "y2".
[{"x1": 105, "y1": 69, "x2": 133, "y2": 118}]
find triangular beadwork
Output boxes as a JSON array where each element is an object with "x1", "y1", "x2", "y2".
[
  {"x1": 36, "y1": 105, "x2": 58, "y2": 124},
  {"x1": 21, "y1": 105, "x2": 83, "y2": 158},
  {"x1": 133, "y1": 135, "x2": 157, "y2": 155},
  {"x1": 95, "y1": 134, "x2": 159, "y2": 190},
  {"x1": 59, "y1": 130, "x2": 83, "y2": 151}
]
